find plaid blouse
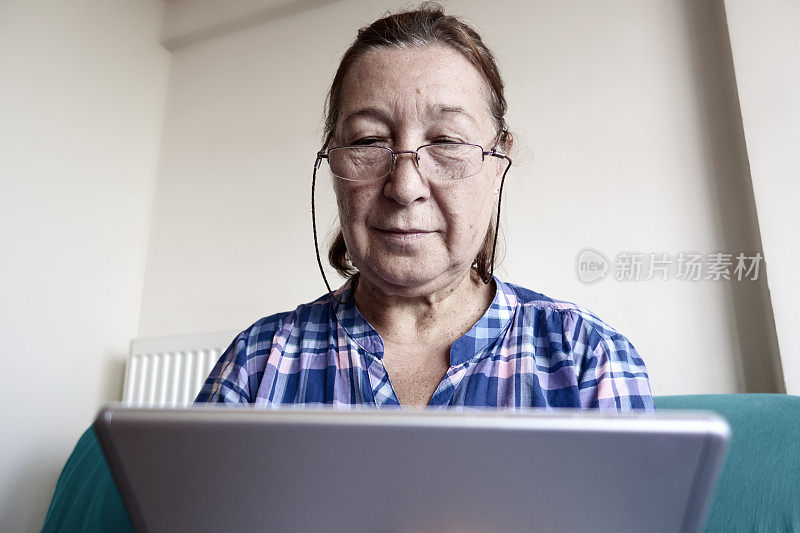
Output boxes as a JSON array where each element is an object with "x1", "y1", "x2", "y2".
[{"x1": 196, "y1": 277, "x2": 654, "y2": 410}]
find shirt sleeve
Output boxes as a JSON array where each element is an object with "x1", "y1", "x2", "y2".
[
  {"x1": 577, "y1": 326, "x2": 655, "y2": 411},
  {"x1": 194, "y1": 333, "x2": 251, "y2": 404}
]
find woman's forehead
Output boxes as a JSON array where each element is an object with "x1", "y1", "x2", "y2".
[{"x1": 339, "y1": 45, "x2": 492, "y2": 130}]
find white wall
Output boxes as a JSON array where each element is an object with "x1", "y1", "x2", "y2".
[
  {"x1": 138, "y1": 0, "x2": 782, "y2": 396},
  {"x1": 0, "y1": 1, "x2": 169, "y2": 531},
  {"x1": 724, "y1": 0, "x2": 800, "y2": 394}
]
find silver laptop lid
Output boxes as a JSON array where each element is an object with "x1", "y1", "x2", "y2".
[{"x1": 95, "y1": 406, "x2": 729, "y2": 533}]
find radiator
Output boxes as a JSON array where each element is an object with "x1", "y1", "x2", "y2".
[{"x1": 122, "y1": 331, "x2": 238, "y2": 406}]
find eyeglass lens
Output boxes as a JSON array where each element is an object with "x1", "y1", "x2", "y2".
[{"x1": 328, "y1": 144, "x2": 484, "y2": 181}]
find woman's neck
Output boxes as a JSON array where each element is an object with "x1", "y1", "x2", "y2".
[{"x1": 352, "y1": 269, "x2": 495, "y2": 347}]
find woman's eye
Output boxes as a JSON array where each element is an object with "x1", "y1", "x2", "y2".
[{"x1": 351, "y1": 138, "x2": 383, "y2": 146}]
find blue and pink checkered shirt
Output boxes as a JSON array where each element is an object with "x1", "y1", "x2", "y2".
[{"x1": 195, "y1": 277, "x2": 654, "y2": 410}]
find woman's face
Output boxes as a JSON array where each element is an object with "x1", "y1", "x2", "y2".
[{"x1": 333, "y1": 45, "x2": 506, "y2": 296}]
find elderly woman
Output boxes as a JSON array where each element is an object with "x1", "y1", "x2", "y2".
[{"x1": 197, "y1": 4, "x2": 654, "y2": 410}]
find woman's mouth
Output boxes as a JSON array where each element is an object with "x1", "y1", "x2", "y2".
[{"x1": 374, "y1": 227, "x2": 433, "y2": 242}]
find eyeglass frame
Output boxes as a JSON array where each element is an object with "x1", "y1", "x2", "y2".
[{"x1": 314, "y1": 137, "x2": 512, "y2": 182}]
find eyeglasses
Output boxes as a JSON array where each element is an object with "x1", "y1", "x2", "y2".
[{"x1": 315, "y1": 141, "x2": 510, "y2": 182}]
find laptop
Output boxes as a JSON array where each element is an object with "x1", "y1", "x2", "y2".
[{"x1": 94, "y1": 405, "x2": 729, "y2": 533}]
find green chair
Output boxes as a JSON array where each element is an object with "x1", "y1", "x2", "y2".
[
  {"x1": 41, "y1": 427, "x2": 133, "y2": 533},
  {"x1": 654, "y1": 394, "x2": 800, "y2": 532},
  {"x1": 42, "y1": 394, "x2": 800, "y2": 532}
]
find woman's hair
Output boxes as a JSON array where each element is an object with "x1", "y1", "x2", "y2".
[{"x1": 323, "y1": 2, "x2": 512, "y2": 283}]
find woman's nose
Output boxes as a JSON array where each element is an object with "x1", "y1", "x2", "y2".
[{"x1": 382, "y1": 151, "x2": 430, "y2": 206}]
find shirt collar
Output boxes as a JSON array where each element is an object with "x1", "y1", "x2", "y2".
[
  {"x1": 331, "y1": 277, "x2": 384, "y2": 356},
  {"x1": 332, "y1": 275, "x2": 517, "y2": 366},
  {"x1": 449, "y1": 277, "x2": 517, "y2": 366}
]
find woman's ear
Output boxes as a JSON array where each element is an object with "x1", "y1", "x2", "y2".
[{"x1": 501, "y1": 130, "x2": 514, "y2": 154}]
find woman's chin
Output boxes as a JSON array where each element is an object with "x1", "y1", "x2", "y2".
[{"x1": 357, "y1": 262, "x2": 467, "y2": 296}]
